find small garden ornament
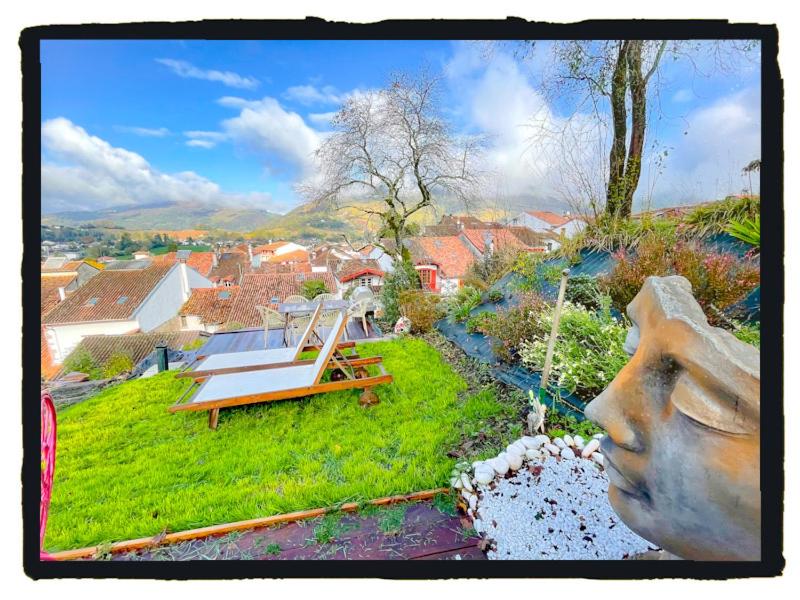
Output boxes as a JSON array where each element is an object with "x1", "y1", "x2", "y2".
[
  {"x1": 527, "y1": 390, "x2": 547, "y2": 434},
  {"x1": 394, "y1": 316, "x2": 411, "y2": 334}
]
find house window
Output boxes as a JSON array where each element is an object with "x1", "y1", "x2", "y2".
[
  {"x1": 418, "y1": 269, "x2": 432, "y2": 288},
  {"x1": 360, "y1": 277, "x2": 369, "y2": 287},
  {"x1": 224, "y1": 280, "x2": 233, "y2": 288},
  {"x1": 117, "y1": 296, "x2": 128, "y2": 305},
  {"x1": 180, "y1": 316, "x2": 188, "y2": 328},
  {"x1": 85, "y1": 297, "x2": 99, "y2": 306}
]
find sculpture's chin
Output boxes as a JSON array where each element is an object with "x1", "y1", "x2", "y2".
[{"x1": 608, "y1": 484, "x2": 656, "y2": 541}]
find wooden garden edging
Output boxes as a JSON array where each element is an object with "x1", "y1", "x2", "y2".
[{"x1": 48, "y1": 487, "x2": 449, "y2": 561}]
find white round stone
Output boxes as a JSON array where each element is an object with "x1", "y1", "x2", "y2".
[
  {"x1": 560, "y1": 447, "x2": 576, "y2": 459},
  {"x1": 506, "y1": 442, "x2": 526, "y2": 457},
  {"x1": 592, "y1": 453, "x2": 604, "y2": 467},
  {"x1": 489, "y1": 456, "x2": 510, "y2": 476},
  {"x1": 520, "y1": 436, "x2": 539, "y2": 449},
  {"x1": 461, "y1": 473, "x2": 474, "y2": 492},
  {"x1": 532, "y1": 434, "x2": 550, "y2": 447},
  {"x1": 554, "y1": 437, "x2": 567, "y2": 449},
  {"x1": 563, "y1": 434, "x2": 575, "y2": 447},
  {"x1": 506, "y1": 451, "x2": 523, "y2": 470},
  {"x1": 468, "y1": 494, "x2": 478, "y2": 511},
  {"x1": 525, "y1": 448, "x2": 542, "y2": 461},
  {"x1": 474, "y1": 467, "x2": 495, "y2": 485},
  {"x1": 453, "y1": 476, "x2": 464, "y2": 489},
  {"x1": 593, "y1": 433, "x2": 605, "y2": 440},
  {"x1": 544, "y1": 443, "x2": 561, "y2": 456},
  {"x1": 582, "y1": 439, "x2": 601, "y2": 458},
  {"x1": 462, "y1": 489, "x2": 474, "y2": 502},
  {"x1": 573, "y1": 435, "x2": 585, "y2": 448}
]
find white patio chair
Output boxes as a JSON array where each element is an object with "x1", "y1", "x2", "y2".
[{"x1": 255, "y1": 305, "x2": 287, "y2": 348}]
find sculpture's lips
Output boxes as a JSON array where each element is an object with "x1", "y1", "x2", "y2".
[{"x1": 601, "y1": 440, "x2": 651, "y2": 505}]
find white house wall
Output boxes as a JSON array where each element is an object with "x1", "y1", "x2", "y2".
[
  {"x1": 46, "y1": 319, "x2": 139, "y2": 365},
  {"x1": 135, "y1": 264, "x2": 213, "y2": 333}
]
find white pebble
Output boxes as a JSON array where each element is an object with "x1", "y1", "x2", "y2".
[
  {"x1": 563, "y1": 434, "x2": 575, "y2": 447},
  {"x1": 461, "y1": 473, "x2": 474, "y2": 492},
  {"x1": 582, "y1": 439, "x2": 601, "y2": 458},
  {"x1": 489, "y1": 456, "x2": 510, "y2": 476},
  {"x1": 525, "y1": 448, "x2": 542, "y2": 461},
  {"x1": 592, "y1": 453, "x2": 604, "y2": 467},
  {"x1": 453, "y1": 476, "x2": 463, "y2": 489},
  {"x1": 573, "y1": 435, "x2": 585, "y2": 448},
  {"x1": 560, "y1": 447, "x2": 576, "y2": 459},
  {"x1": 468, "y1": 494, "x2": 478, "y2": 511},
  {"x1": 506, "y1": 452, "x2": 523, "y2": 471},
  {"x1": 520, "y1": 436, "x2": 539, "y2": 449},
  {"x1": 474, "y1": 466, "x2": 495, "y2": 485},
  {"x1": 593, "y1": 433, "x2": 605, "y2": 440},
  {"x1": 532, "y1": 434, "x2": 550, "y2": 447},
  {"x1": 506, "y1": 442, "x2": 526, "y2": 457},
  {"x1": 554, "y1": 437, "x2": 567, "y2": 449},
  {"x1": 544, "y1": 443, "x2": 560, "y2": 456}
]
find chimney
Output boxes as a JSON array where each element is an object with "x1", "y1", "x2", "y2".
[
  {"x1": 247, "y1": 243, "x2": 253, "y2": 260},
  {"x1": 212, "y1": 251, "x2": 219, "y2": 267},
  {"x1": 57, "y1": 287, "x2": 66, "y2": 301}
]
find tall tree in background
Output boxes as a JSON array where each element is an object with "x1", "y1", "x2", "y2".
[
  {"x1": 302, "y1": 72, "x2": 483, "y2": 261},
  {"x1": 521, "y1": 40, "x2": 757, "y2": 219}
]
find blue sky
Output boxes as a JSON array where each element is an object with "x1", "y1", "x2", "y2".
[{"x1": 40, "y1": 39, "x2": 761, "y2": 215}]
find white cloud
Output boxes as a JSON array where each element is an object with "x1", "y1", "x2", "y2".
[
  {"x1": 156, "y1": 58, "x2": 259, "y2": 90},
  {"x1": 308, "y1": 111, "x2": 337, "y2": 126},
  {"x1": 183, "y1": 130, "x2": 228, "y2": 149},
  {"x1": 115, "y1": 125, "x2": 170, "y2": 137},
  {"x1": 219, "y1": 96, "x2": 323, "y2": 176},
  {"x1": 41, "y1": 118, "x2": 285, "y2": 213},
  {"x1": 283, "y1": 84, "x2": 343, "y2": 106}
]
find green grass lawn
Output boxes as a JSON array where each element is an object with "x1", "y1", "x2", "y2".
[{"x1": 45, "y1": 337, "x2": 514, "y2": 551}]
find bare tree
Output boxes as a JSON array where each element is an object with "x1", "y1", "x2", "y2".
[
  {"x1": 301, "y1": 73, "x2": 483, "y2": 262},
  {"x1": 521, "y1": 40, "x2": 757, "y2": 219},
  {"x1": 742, "y1": 158, "x2": 761, "y2": 198}
]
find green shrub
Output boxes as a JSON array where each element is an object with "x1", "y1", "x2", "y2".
[
  {"x1": 465, "y1": 247, "x2": 520, "y2": 288},
  {"x1": 476, "y1": 292, "x2": 549, "y2": 363},
  {"x1": 398, "y1": 289, "x2": 443, "y2": 333},
  {"x1": 181, "y1": 338, "x2": 207, "y2": 352},
  {"x1": 380, "y1": 260, "x2": 421, "y2": 324},
  {"x1": 684, "y1": 195, "x2": 760, "y2": 237},
  {"x1": 545, "y1": 412, "x2": 605, "y2": 438},
  {"x1": 301, "y1": 279, "x2": 328, "y2": 299},
  {"x1": 486, "y1": 289, "x2": 504, "y2": 303},
  {"x1": 102, "y1": 351, "x2": 134, "y2": 379},
  {"x1": 732, "y1": 321, "x2": 760, "y2": 348},
  {"x1": 62, "y1": 347, "x2": 102, "y2": 380},
  {"x1": 725, "y1": 215, "x2": 760, "y2": 249},
  {"x1": 445, "y1": 286, "x2": 482, "y2": 323},
  {"x1": 465, "y1": 311, "x2": 497, "y2": 334},
  {"x1": 601, "y1": 233, "x2": 760, "y2": 321},
  {"x1": 520, "y1": 298, "x2": 629, "y2": 401},
  {"x1": 564, "y1": 274, "x2": 602, "y2": 310},
  {"x1": 512, "y1": 252, "x2": 546, "y2": 291}
]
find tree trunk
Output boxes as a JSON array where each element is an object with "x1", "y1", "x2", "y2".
[
  {"x1": 606, "y1": 41, "x2": 630, "y2": 219},
  {"x1": 622, "y1": 41, "x2": 646, "y2": 218}
]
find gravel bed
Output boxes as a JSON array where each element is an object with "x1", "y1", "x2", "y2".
[{"x1": 472, "y1": 454, "x2": 658, "y2": 560}]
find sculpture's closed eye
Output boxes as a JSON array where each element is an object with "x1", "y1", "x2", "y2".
[{"x1": 670, "y1": 373, "x2": 754, "y2": 435}]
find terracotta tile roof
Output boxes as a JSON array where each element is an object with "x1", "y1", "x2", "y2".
[
  {"x1": 460, "y1": 228, "x2": 524, "y2": 254},
  {"x1": 335, "y1": 259, "x2": 385, "y2": 283},
  {"x1": 153, "y1": 251, "x2": 216, "y2": 276},
  {"x1": 410, "y1": 236, "x2": 475, "y2": 279},
  {"x1": 227, "y1": 272, "x2": 337, "y2": 327},
  {"x1": 41, "y1": 327, "x2": 60, "y2": 381},
  {"x1": 266, "y1": 249, "x2": 309, "y2": 264},
  {"x1": 438, "y1": 214, "x2": 489, "y2": 229},
  {"x1": 41, "y1": 259, "x2": 84, "y2": 273},
  {"x1": 43, "y1": 262, "x2": 174, "y2": 325},
  {"x1": 209, "y1": 252, "x2": 250, "y2": 284},
  {"x1": 41, "y1": 274, "x2": 76, "y2": 317},
  {"x1": 255, "y1": 262, "x2": 313, "y2": 274},
  {"x1": 525, "y1": 211, "x2": 572, "y2": 227},
  {"x1": 180, "y1": 286, "x2": 240, "y2": 325},
  {"x1": 55, "y1": 330, "x2": 203, "y2": 379},
  {"x1": 253, "y1": 241, "x2": 291, "y2": 255}
]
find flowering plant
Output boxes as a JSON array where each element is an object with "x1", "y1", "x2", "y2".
[{"x1": 393, "y1": 316, "x2": 412, "y2": 334}]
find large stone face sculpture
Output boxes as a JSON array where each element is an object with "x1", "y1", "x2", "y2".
[{"x1": 585, "y1": 276, "x2": 760, "y2": 561}]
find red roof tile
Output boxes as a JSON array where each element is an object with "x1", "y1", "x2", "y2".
[
  {"x1": 265, "y1": 249, "x2": 309, "y2": 264},
  {"x1": 153, "y1": 251, "x2": 216, "y2": 276},
  {"x1": 335, "y1": 259, "x2": 385, "y2": 283},
  {"x1": 43, "y1": 262, "x2": 174, "y2": 325},
  {"x1": 252, "y1": 241, "x2": 291, "y2": 255},
  {"x1": 227, "y1": 272, "x2": 337, "y2": 327},
  {"x1": 179, "y1": 286, "x2": 240, "y2": 325},
  {"x1": 41, "y1": 274, "x2": 76, "y2": 317},
  {"x1": 411, "y1": 236, "x2": 475, "y2": 279}
]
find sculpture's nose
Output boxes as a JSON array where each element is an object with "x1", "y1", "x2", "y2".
[{"x1": 585, "y1": 383, "x2": 642, "y2": 452}]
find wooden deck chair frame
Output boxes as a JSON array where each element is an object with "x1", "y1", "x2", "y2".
[
  {"x1": 178, "y1": 304, "x2": 357, "y2": 381},
  {"x1": 170, "y1": 311, "x2": 392, "y2": 429}
]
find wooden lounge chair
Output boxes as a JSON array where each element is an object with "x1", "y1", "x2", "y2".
[
  {"x1": 170, "y1": 311, "x2": 392, "y2": 429},
  {"x1": 178, "y1": 304, "x2": 356, "y2": 381}
]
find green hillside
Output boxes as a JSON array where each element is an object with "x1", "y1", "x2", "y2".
[{"x1": 42, "y1": 202, "x2": 281, "y2": 233}]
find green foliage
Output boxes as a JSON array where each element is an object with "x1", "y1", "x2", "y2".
[
  {"x1": 181, "y1": 338, "x2": 207, "y2": 352},
  {"x1": 264, "y1": 543, "x2": 281, "y2": 556},
  {"x1": 511, "y1": 252, "x2": 546, "y2": 291},
  {"x1": 398, "y1": 289, "x2": 443, "y2": 333},
  {"x1": 486, "y1": 289, "x2": 504, "y2": 303},
  {"x1": 545, "y1": 412, "x2": 605, "y2": 438},
  {"x1": 560, "y1": 213, "x2": 679, "y2": 255},
  {"x1": 380, "y1": 260, "x2": 421, "y2": 324},
  {"x1": 465, "y1": 248, "x2": 520, "y2": 289},
  {"x1": 465, "y1": 311, "x2": 497, "y2": 334},
  {"x1": 725, "y1": 215, "x2": 760, "y2": 249},
  {"x1": 432, "y1": 492, "x2": 458, "y2": 517},
  {"x1": 101, "y1": 351, "x2": 134, "y2": 379},
  {"x1": 375, "y1": 504, "x2": 408, "y2": 535},
  {"x1": 684, "y1": 195, "x2": 760, "y2": 237},
  {"x1": 520, "y1": 298, "x2": 630, "y2": 401},
  {"x1": 732, "y1": 321, "x2": 760, "y2": 348},
  {"x1": 301, "y1": 279, "x2": 328, "y2": 299},
  {"x1": 600, "y1": 232, "x2": 760, "y2": 320},
  {"x1": 61, "y1": 347, "x2": 102, "y2": 380},
  {"x1": 474, "y1": 292, "x2": 549, "y2": 363},
  {"x1": 44, "y1": 337, "x2": 504, "y2": 551},
  {"x1": 313, "y1": 513, "x2": 355, "y2": 545},
  {"x1": 445, "y1": 286, "x2": 482, "y2": 323},
  {"x1": 564, "y1": 274, "x2": 602, "y2": 310}
]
